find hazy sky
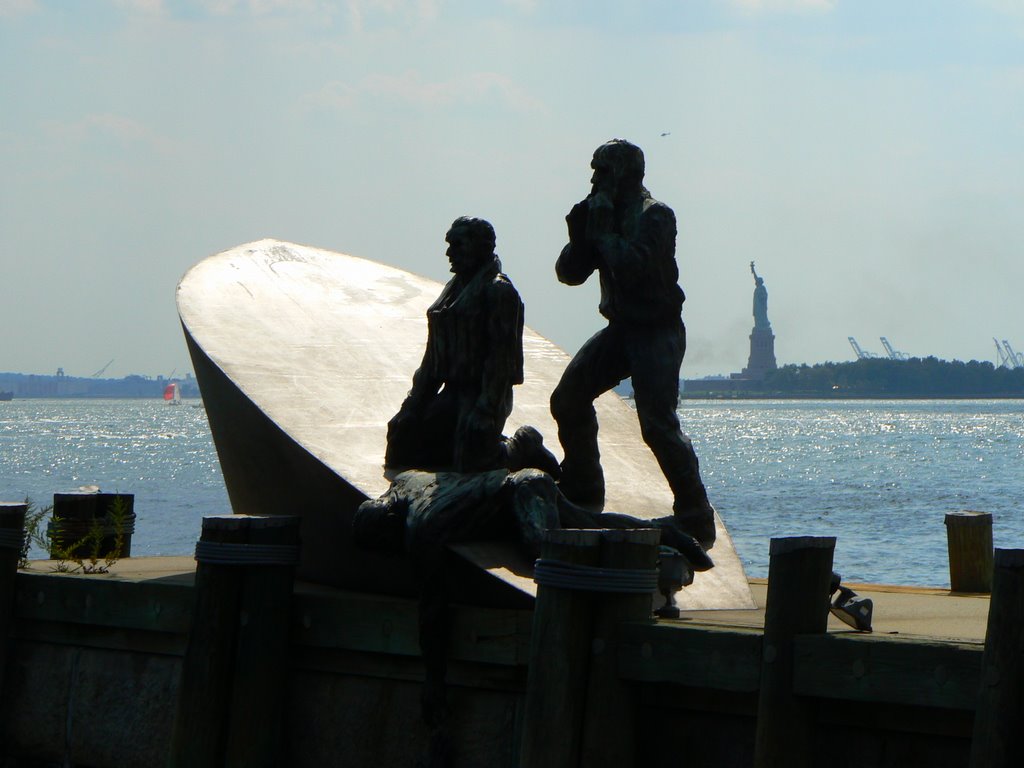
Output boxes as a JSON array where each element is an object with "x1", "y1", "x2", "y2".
[{"x1": 2, "y1": 0, "x2": 1022, "y2": 379}]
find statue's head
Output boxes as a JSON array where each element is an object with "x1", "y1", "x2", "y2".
[
  {"x1": 591, "y1": 139, "x2": 645, "y2": 198},
  {"x1": 446, "y1": 216, "x2": 496, "y2": 276},
  {"x1": 352, "y1": 494, "x2": 410, "y2": 552}
]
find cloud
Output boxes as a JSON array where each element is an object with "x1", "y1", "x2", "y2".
[
  {"x1": 0, "y1": 0, "x2": 39, "y2": 17},
  {"x1": 43, "y1": 113, "x2": 179, "y2": 155},
  {"x1": 308, "y1": 70, "x2": 543, "y2": 112},
  {"x1": 111, "y1": 0, "x2": 164, "y2": 12},
  {"x1": 977, "y1": 0, "x2": 1024, "y2": 17},
  {"x1": 728, "y1": 0, "x2": 836, "y2": 12},
  {"x1": 115, "y1": 0, "x2": 337, "y2": 17},
  {"x1": 346, "y1": 0, "x2": 439, "y2": 32},
  {"x1": 501, "y1": 0, "x2": 537, "y2": 11}
]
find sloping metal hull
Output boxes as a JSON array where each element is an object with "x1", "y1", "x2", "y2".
[{"x1": 177, "y1": 239, "x2": 754, "y2": 608}]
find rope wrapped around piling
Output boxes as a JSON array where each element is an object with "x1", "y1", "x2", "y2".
[
  {"x1": 533, "y1": 558, "x2": 658, "y2": 594},
  {"x1": 194, "y1": 541, "x2": 300, "y2": 566},
  {"x1": 47, "y1": 513, "x2": 137, "y2": 537},
  {"x1": 0, "y1": 529, "x2": 26, "y2": 551}
]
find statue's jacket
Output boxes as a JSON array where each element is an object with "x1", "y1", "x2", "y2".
[
  {"x1": 557, "y1": 196, "x2": 684, "y2": 327},
  {"x1": 414, "y1": 255, "x2": 524, "y2": 423}
]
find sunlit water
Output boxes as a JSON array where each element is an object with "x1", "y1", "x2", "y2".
[
  {"x1": 1, "y1": 398, "x2": 1021, "y2": 587},
  {"x1": 680, "y1": 399, "x2": 1024, "y2": 587},
  {"x1": 0, "y1": 399, "x2": 230, "y2": 558}
]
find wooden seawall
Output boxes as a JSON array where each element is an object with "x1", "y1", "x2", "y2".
[{"x1": 0, "y1": 549, "x2": 1010, "y2": 768}]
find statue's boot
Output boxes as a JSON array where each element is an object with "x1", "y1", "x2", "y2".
[
  {"x1": 556, "y1": 465, "x2": 605, "y2": 508},
  {"x1": 672, "y1": 489, "x2": 716, "y2": 550},
  {"x1": 651, "y1": 517, "x2": 714, "y2": 572}
]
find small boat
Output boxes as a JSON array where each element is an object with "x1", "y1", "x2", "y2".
[
  {"x1": 0, "y1": 391, "x2": 13, "y2": 401},
  {"x1": 163, "y1": 382, "x2": 181, "y2": 405}
]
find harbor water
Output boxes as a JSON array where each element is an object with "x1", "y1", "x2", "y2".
[{"x1": 1, "y1": 398, "x2": 1021, "y2": 588}]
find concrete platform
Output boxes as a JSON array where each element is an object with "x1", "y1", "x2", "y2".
[{"x1": 23, "y1": 557, "x2": 989, "y2": 643}]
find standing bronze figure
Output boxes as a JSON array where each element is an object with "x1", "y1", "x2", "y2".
[{"x1": 550, "y1": 139, "x2": 715, "y2": 547}]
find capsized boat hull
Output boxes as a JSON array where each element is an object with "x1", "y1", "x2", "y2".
[{"x1": 177, "y1": 240, "x2": 754, "y2": 609}]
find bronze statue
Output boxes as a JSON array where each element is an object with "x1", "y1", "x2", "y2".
[
  {"x1": 751, "y1": 261, "x2": 770, "y2": 330},
  {"x1": 550, "y1": 139, "x2": 715, "y2": 547},
  {"x1": 386, "y1": 217, "x2": 557, "y2": 475},
  {"x1": 354, "y1": 467, "x2": 711, "y2": 766},
  {"x1": 354, "y1": 467, "x2": 713, "y2": 569}
]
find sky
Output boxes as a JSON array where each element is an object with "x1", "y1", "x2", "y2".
[{"x1": 2, "y1": 0, "x2": 1023, "y2": 380}]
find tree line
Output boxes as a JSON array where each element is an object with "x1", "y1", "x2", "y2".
[{"x1": 759, "y1": 357, "x2": 1024, "y2": 397}]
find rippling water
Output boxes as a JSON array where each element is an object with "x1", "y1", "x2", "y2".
[
  {"x1": 1, "y1": 398, "x2": 1021, "y2": 587},
  {"x1": 682, "y1": 399, "x2": 1024, "y2": 586},
  {"x1": 0, "y1": 399, "x2": 230, "y2": 558}
]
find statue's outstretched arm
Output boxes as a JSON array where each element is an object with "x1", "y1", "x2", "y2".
[{"x1": 555, "y1": 200, "x2": 598, "y2": 285}]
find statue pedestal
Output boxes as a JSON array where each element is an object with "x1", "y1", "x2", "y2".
[{"x1": 743, "y1": 326, "x2": 777, "y2": 380}]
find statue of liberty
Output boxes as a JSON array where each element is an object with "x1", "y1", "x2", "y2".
[{"x1": 751, "y1": 261, "x2": 770, "y2": 330}]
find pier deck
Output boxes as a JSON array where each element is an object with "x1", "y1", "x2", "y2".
[
  {"x1": 18, "y1": 555, "x2": 990, "y2": 642},
  {"x1": 3, "y1": 554, "x2": 998, "y2": 767}
]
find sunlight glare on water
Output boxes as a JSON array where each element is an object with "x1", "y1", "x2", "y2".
[
  {"x1": 0, "y1": 399, "x2": 230, "y2": 558},
  {"x1": 2, "y1": 397, "x2": 1022, "y2": 587},
  {"x1": 681, "y1": 399, "x2": 1024, "y2": 587}
]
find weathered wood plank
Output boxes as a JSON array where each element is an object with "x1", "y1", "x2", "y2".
[
  {"x1": 519, "y1": 529, "x2": 601, "y2": 768},
  {"x1": 290, "y1": 590, "x2": 532, "y2": 666},
  {"x1": 754, "y1": 536, "x2": 835, "y2": 768},
  {"x1": 168, "y1": 516, "x2": 248, "y2": 768},
  {"x1": 12, "y1": 570, "x2": 531, "y2": 667},
  {"x1": 946, "y1": 511, "x2": 993, "y2": 593},
  {"x1": 0, "y1": 502, "x2": 28, "y2": 698},
  {"x1": 291, "y1": 647, "x2": 528, "y2": 693},
  {"x1": 580, "y1": 529, "x2": 660, "y2": 768},
  {"x1": 13, "y1": 573, "x2": 193, "y2": 634},
  {"x1": 794, "y1": 633, "x2": 982, "y2": 711},
  {"x1": 225, "y1": 515, "x2": 301, "y2": 768},
  {"x1": 618, "y1": 622, "x2": 763, "y2": 691},
  {"x1": 9, "y1": 621, "x2": 188, "y2": 658},
  {"x1": 970, "y1": 548, "x2": 1024, "y2": 768}
]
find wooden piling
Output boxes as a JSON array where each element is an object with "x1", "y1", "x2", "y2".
[
  {"x1": 969, "y1": 548, "x2": 1024, "y2": 768},
  {"x1": 945, "y1": 511, "x2": 993, "y2": 593},
  {"x1": 49, "y1": 491, "x2": 135, "y2": 559},
  {"x1": 168, "y1": 514, "x2": 300, "y2": 768},
  {"x1": 579, "y1": 528, "x2": 660, "y2": 768},
  {"x1": 225, "y1": 515, "x2": 300, "y2": 767},
  {"x1": 0, "y1": 502, "x2": 27, "y2": 697},
  {"x1": 519, "y1": 529, "x2": 601, "y2": 768},
  {"x1": 754, "y1": 536, "x2": 835, "y2": 768}
]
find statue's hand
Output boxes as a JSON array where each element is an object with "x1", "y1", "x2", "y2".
[
  {"x1": 566, "y1": 200, "x2": 589, "y2": 242},
  {"x1": 586, "y1": 192, "x2": 614, "y2": 238},
  {"x1": 463, "y1": 403, "x2": 495, "y2": 437},
  {"x1": 388, "y1": 398, "x2": 420, "y2": 432}
]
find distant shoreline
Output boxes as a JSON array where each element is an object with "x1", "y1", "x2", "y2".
[
  {"x1": 0, "y1": 371, "x2": 200, "y2": 399},
  {"x1": 679, "y1": 392, "x2": 1024, "y2": 401}
]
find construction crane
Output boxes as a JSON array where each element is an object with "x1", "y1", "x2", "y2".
[
  {"x1": 994, "y1": 338, "x2": 1013, "y2": 368},
  {"x1": 848, "y1": 337, "x2": 877, "y2": 360},
  {"x1": 1002, "y1": 340, "x2": 1024, "y2": 369},
  {"x1": 879, "y1": 337, "x2": 909, "y2": 361},
  {"x1": 92, "y1": 359, "x2": 114, "y2": 378}
]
